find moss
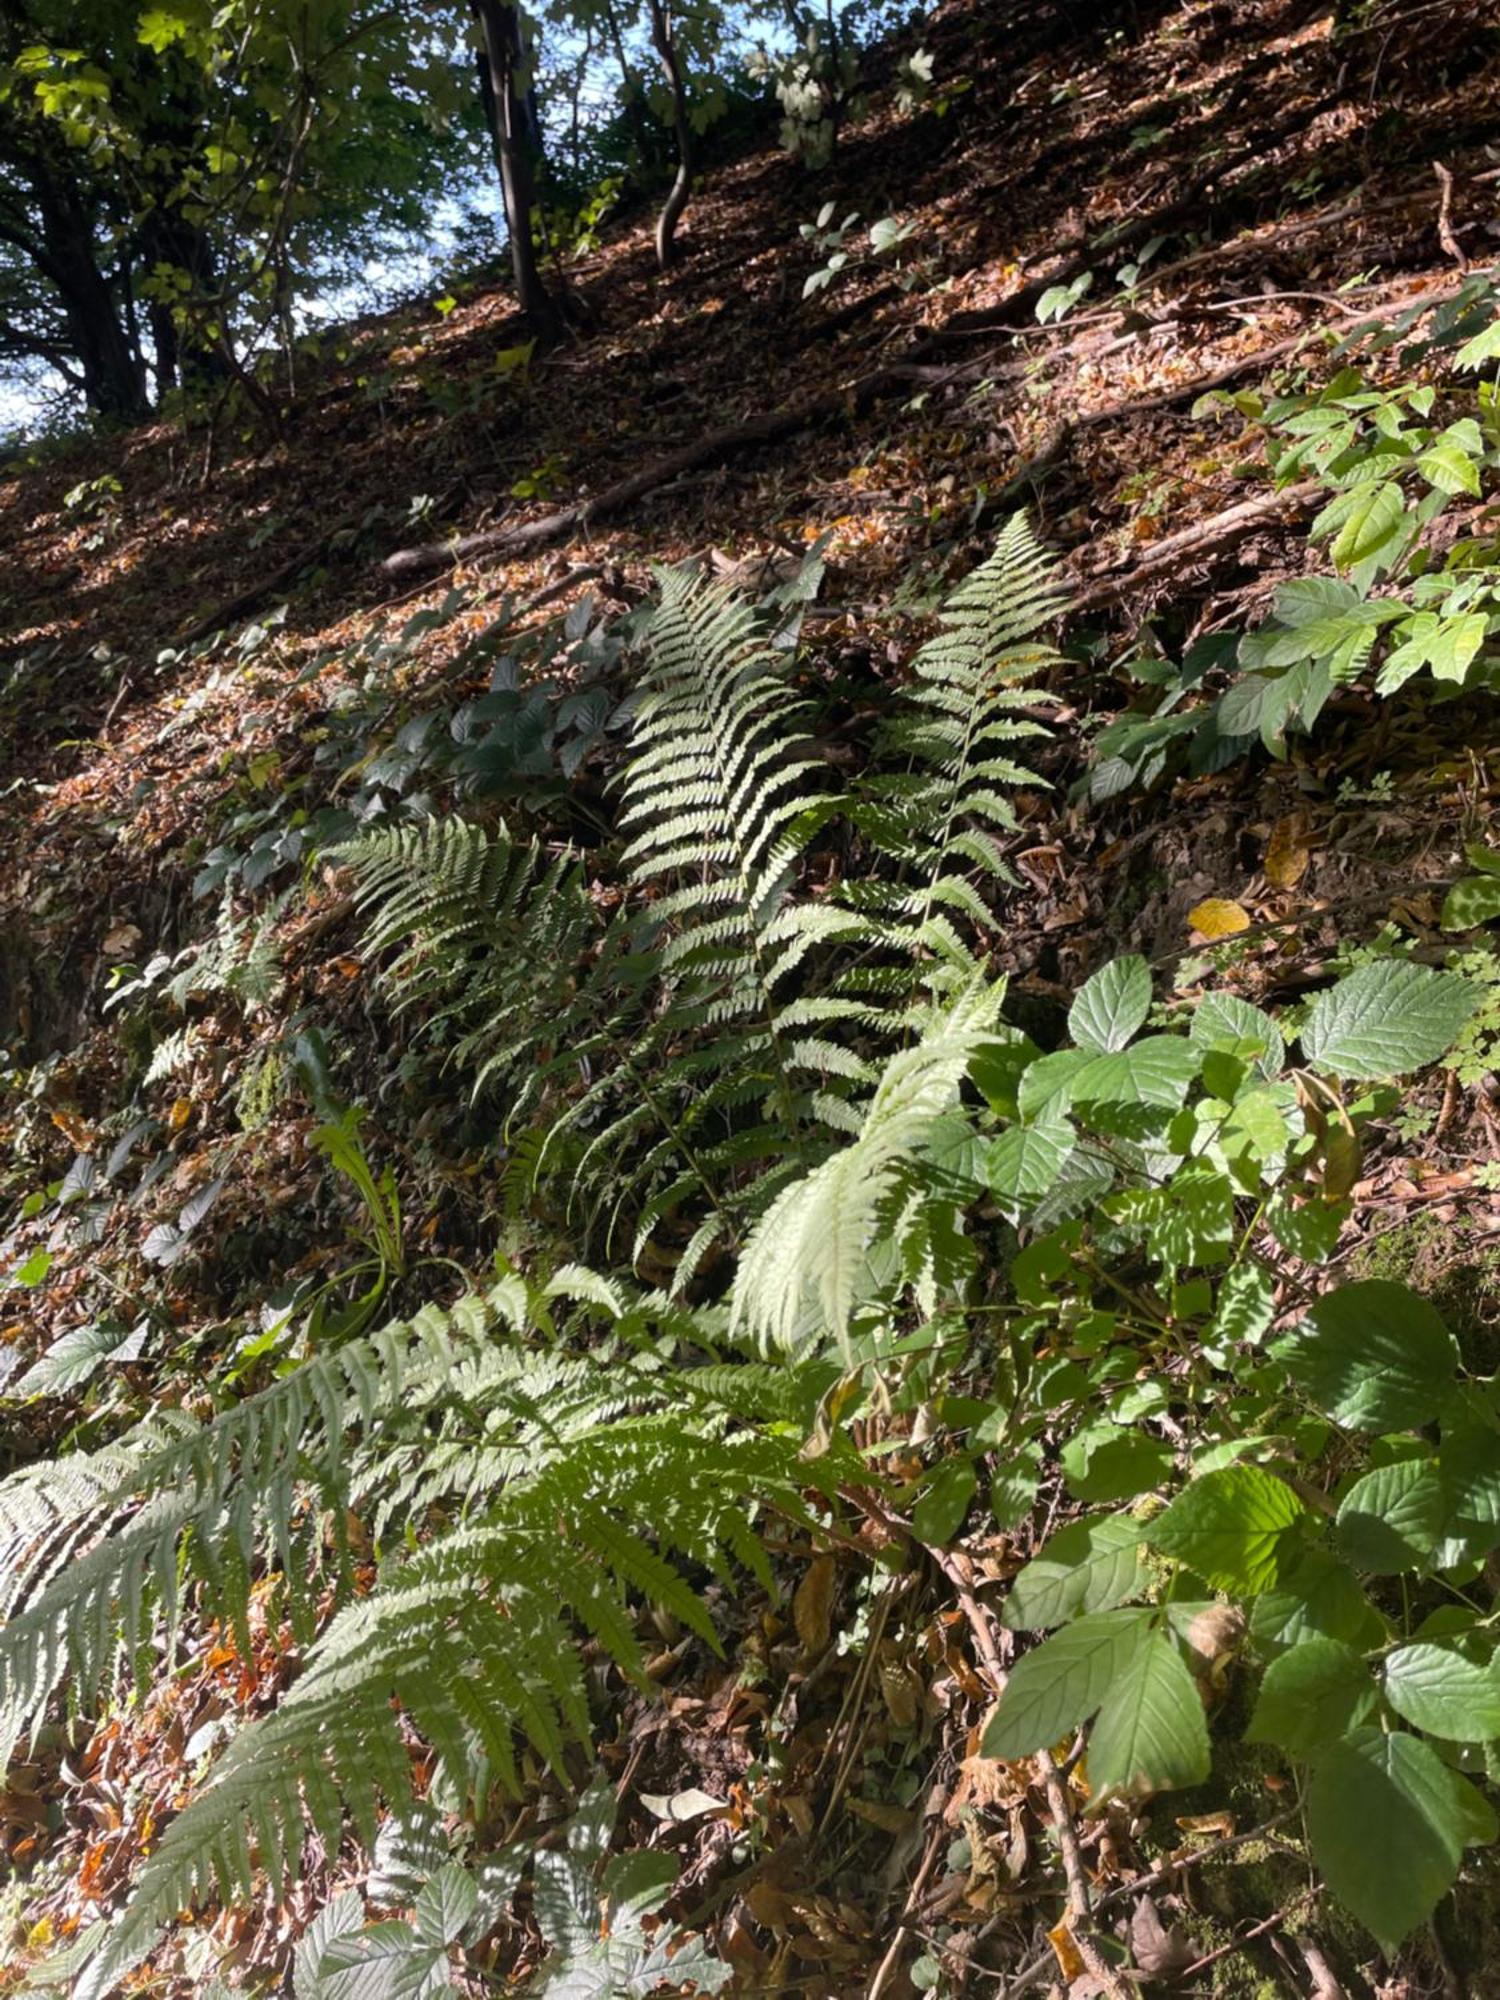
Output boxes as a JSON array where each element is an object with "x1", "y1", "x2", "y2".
[{"x1": 1348, "y1": 1212, "x2": 1500, "y2": 1375}]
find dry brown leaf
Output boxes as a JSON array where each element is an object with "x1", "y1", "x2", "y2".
[
  {"x1": 792, "y1": 1553, "x2": 836, "y2": 1653},
  {"x1": 1265, "y1": 812, "x2": 1312, "y2": 890}
]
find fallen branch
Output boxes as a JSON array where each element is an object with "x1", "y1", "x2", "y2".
[
  {"x1": 1069, "y1": 480, "x2": 1324, "y2": 614},
  {"x1": 379, "y1": 370, "x2": 906, "y2": 578}
]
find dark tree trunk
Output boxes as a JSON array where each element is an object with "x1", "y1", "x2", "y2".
[
  {"x1": 471, "y1": 0, "x2": 558, "y2": 333},
  {"x1": 644, "y1": 0, "x2": 693, "y2": 269},
  {"x1": 38, "y1": 182, "x2": 147, "y2": 419}
]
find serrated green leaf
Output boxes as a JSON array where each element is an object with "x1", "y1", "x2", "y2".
[
  {"x1": 1085, "y1": 1629, "x2": 1211, "y2": 1795},
  {"x1": 983, "y1": 1113, "x2": 1073, "y2": 1207},
  {"x1": 1246, "y1": 1638, "x2": 1377, "y2": 1755},
  {"x1": 1457, "y1": 317, "x2": 1500, "y2": 370},
  {"x1": 1416, "y1": 437, "x2": 1482, "y2": 497},
  {"x1": 1068, "y1": 957, "x2": 1151, "y2": 1053},
  {"x1": 1208, "y1": 1261, "x2": 1275, "y2": 1347},
  {"x1": 1337, "y1": 1458, "x2": 1446, "y2": 1574},
  {"x1": 1189, "y1": 992, "x2": 1285, "y2": 1077},
  {"x1": 1300, "y1": 961, "x2": 1478, "y2": 1079},
  {"x1": 981, "y1": 1609, "x2": 1153, "y2": 1759},
  {"x1": 1061, "y1": 1426, "x2": 1174, "y2": 1504},
  {"x1": 1149, "y1": 1465, "x2": 1306, "y2": 1594},
  {"x1": 1383, "y1": 1642, "x2": 1500, "y2": 1741},
  {"x1": 414, "y1": 1865, "x2": 477, "y2": 1949},
  {"x1": 999, "y1": 1514, "x2": 1147, "y2": 1631},
  {"x1": 1273, "y1": 1280, "x2": 1457, "y2": 1431},
  {"x1": 1071, "y1": 1037, "x2": 1202, "y2": 1111},
  {"x1": 1307, "y1": 1729, "x2": 1490, "y2": 1953},
  {"x1": 1250, "y1": 1549, "x2": 1386, "y2": 1657}
]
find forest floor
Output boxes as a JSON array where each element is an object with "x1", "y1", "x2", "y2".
[{"x1": 5, "y1": 0, "x2": 1500, "y2": 1993}]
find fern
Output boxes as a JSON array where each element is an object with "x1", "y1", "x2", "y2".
[
  {"x1": 337, "y1": 818, "x2": 615, "y2": 1111},
  {"x1": 0, "y1": 1276, "x2": 850, "y2": 1996},
  {"x1": 852, "y1": 511, "x2": 1064, "y2": 980},
  {"x1": 732, "y1": 975, "x2": 1005, "y2": 1355}
]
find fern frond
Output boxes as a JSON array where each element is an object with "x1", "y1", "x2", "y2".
[
  {"x1": 731, "y1": 976, "x2": 1006, "y2": 1356},
  {"x1": 854, "y1": 512, "x2": 1065, "y2": 981}
]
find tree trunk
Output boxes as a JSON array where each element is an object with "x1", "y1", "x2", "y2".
[
  {"x1": 644, "y1": 0, "x2": 693, "y2": 269},
  {"x1": 471, "y1": 0, "x2": 558, "y2": 332},
  {"x1": 38, "y1": 183, "x2": 147, "y2": 419}
]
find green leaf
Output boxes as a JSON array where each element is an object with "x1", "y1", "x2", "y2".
[
  {"x1": 1208, "y1": 1261, "x2": 1275, "y2": 1347},
  {"x1": 1061, "y1": 1426, "x2": 1174, "y2": 1504},
  {"x1": 1329, "y1": 479, "x2": 1406, "y2": 571},
  {"x1": 1246, "y1": 1638, "x2": 1377, "y2": 1755},
  {"x1": 1072, "y1": 1037, "x2": 1201, "y2": 1112},
  {"x1": 1273, "y1": 1280, "x2": 1458, "y2": 1431},
  {"x1": 1300, "y1": 961, "x2": 1478, "y2": 1080},
  {"x1": 9, "y1": 1249, "x2": 52, "y2": 1287},
  {"x1": 1442, "y1": 875, "x2": 1500, "y2": 931},
  {"x1": 1416, "y1": 436, "x2": 1482, "y2": 498},
  {"x1": 1148, "y1": 1466, "x2": 1306, "y2": 1594},
  {"x1": 414, "y1": 1865, "x2": 477, "y2": 1949},
  {"x1": 137, "y1": 8, "x2": 191, "y2": 53},
  {"x1": 12, "y1": 1320, "x2": 141, "y2": 1396},
  {"x1": 912, "y1": 1456, "x2": 977, "y2": 1545},
  {"x1": 1307, "y1": 1729, "x2": 1490, "y2": 1953},
  {"x1": 1250, "y1": 1550, "x2": 1386, "y2": 1656},
  {"x1": 981, "y1": 1609, "x2": 1154, "y2": 1759},
  {"x1": 1000, "y1": 1514, "x2": 1147, "y2": 1631},
  {"x1": 1068, "y1": 956, "x2": 1152, "y2": 1053},
  {"x1": 1337, "y1": 1458, "x2": 1446, "y2": 1573},
  {"x1": 1189, "y1": 992, "x2": 1285, "y2": 1076},
  {"x1": 983, "y1": 1113, "x2": 1073, "y2": 1207},
  {"x1": 1085, "y1": 1629, "x2": 1211, "y2": 1795},
  {"x1": 990, "y1": 1444, "x2": 1042, "y2": 1532},
  {"x1": 1456, "y1": 317, "x2": 1500, "y2": 370},
  {"x1": 1383, "y1": 1642, "x2": 1500, "y2": 1741}
]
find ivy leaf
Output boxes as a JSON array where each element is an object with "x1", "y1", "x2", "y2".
[
  {"x1": 1068, "y1": 956, "x2": 1151, "y2": 1053},
  {"x1": 1085, "y1": 1629, "x2": 1211, "y2": 1795},
  {"x1": 1246, "y1": 1638, "x2": 1377, "y2": 1756},
  {"x1": 1273, "y1": 1280, "x2": 1457, "y2": 1431},
  {"x1": 1383, "y1": 1643, "x2": 1500, "y2": 1741},
  {"x1": 1148, "y1": 1465, "x2": 1306, "y2": 1594},
  {"x1": 1000, "y1": 1514, "x2": 1147, "y2": 1632},
  {"x1": 981, "y1": 1609, "x2": 1153, "y2": 1759},
  {"x1": 1336, "y1": 1458, "x2": 1447, "y2": 1574},
  {"x1": 1300, "y1": 961, "x2": 1478, "y2": 1079},
  {"x1": 1307, "y1": 1729, "x2": 1493, "y2": 1953}
]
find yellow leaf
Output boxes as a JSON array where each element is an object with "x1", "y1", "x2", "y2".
[
  {"x1": 169, "y1": 1096, "x2": 194, "y2": 1133},
  {"x1": 26, "y1": 1917, "x2": 53, "y2": 1950},
  {"x1": 1265, "y1": 813, "x2": 1312, "y2": 890},
  {"x1": 1048, "y1": 1920, "x2": 1086, "y2": 1981},
  {"x1": 1188, "y1": 898, "x2": 1251, "y2": 939}
]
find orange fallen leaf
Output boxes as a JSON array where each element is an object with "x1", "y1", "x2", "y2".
[{"x1": 1048, "y1": 1919, "x2": 1086, "y2": 1981}]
